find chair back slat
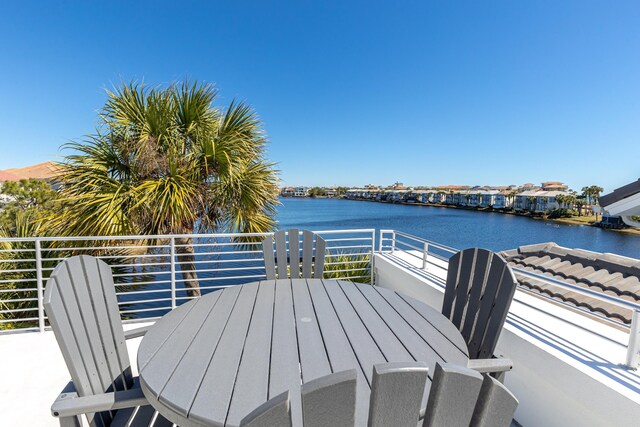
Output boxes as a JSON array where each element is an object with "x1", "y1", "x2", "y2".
[
  {"x1": 422, "y1": 363, "x2": 484, "y2": 427},
  {"x1": 241, "y1": 363, "x2": 517, "y2": 427},
  {"x1": 289, "y1": 228, "x2": 300, "y2": 279},
  {"x1": 44, "y1": 255, "x2": 132, "y2": 427},
  {"x1": 444, "y1": 248, "x2": 517, "y2": 359},
  {"x1": 240, "y1": 391, "x2": 292, "y2": 427},
  {"x1": 262, "y1": 236, "x2": 276, "y2": 280},
  {"x1": 474, "y1": 259, "x2": 517, "y2": 359},
  {"x1": 460, "y1": 249, "x2": 492, "y2": 343},
  {"x1": 302, "y1": 230, "x2": 314, "y2": 278},
  {"x1": 263, "y1": 229, "x2": 326, "y2": 279},
  {"x1": 471, "y1": 375, "x2": 519, "y2": 427},
  {"x1": 369, "y1": 362, "x2": 428, "y2": 427},
  {"x1": 301, "y1": 369, "x2": 357, "y2": 427},
  {"x1": 449, "y1": 250, "x2": 476, "y2": 327},
  {"x1": 313, "y1": 234, "x2": 326, "y2": 279},
  {"x1": 274, "y1": 230, "x2": 288, "y2": 279}
]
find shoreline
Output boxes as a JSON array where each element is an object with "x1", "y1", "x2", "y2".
[{"x1": 309, "y1": 197, "x2": 640, "y2": 236}]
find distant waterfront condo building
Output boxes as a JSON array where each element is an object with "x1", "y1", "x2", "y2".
[{"x1": 281, "y1": 186, "x2": 309, "y2": 197}]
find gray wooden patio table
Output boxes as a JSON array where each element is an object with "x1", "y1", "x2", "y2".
[{"x1": 138, "y1": 279, "x2": 469, "y2": 427}]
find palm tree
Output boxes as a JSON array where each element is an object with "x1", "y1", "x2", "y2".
[
  {"x1": 425, "y1": 191, "x2": 433, "y2": 204},
  {"x1": 506, "y1": 190, "x2": 518, "y2": 210},
  {"x1": 526, "y1": 196, "x2": 537, "y2": 213},
  {"x1": 581, "y1": 185, "x2": 604, "y2": 219},
  {"x1": 48, "y1": 82, "x2": 279, "y2": 296}
]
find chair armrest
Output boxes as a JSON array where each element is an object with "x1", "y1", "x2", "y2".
[
  {"x1": 51, "y1": 381, "x2": 148, "y2": 418},
  {"x1": 467, "y1": 357, "x2": 513, "y2": 373},
  {"x1": 124, "y1": 325, "x2": 151, "y2": 340}
]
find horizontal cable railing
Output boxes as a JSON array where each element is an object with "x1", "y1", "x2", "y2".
[
  {"x1": 0, "y1": 229, "x2": 375, "y2": 333},
  {"x1": 378, "y1": 229, "x2": 640, "y2": 369}
]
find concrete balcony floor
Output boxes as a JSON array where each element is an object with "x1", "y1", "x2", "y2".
[{"x1": 0, "y1": 323, "x2": 153, "y2": 426}]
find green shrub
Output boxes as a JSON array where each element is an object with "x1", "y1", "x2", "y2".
[
  {"x1": 323, "y1": 252, "x2": 371, "y2": 284},
  {"x1": 548, "y1": 208, "x2": 576, "y2": 219}
]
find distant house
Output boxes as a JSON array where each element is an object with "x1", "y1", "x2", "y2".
[
  {"x1": 466, "y1": 192, "x2": 481, "y2": 207},
  {"x1": 519, "y1": 183, "x2": 538, "y2": 192},
  {"x1": 431, "y1": 192, "x2": 447, "y2": 203},
  {"x1": 325, "y1": 187, "x2": 338, "y2": 198},
  {"x1": 478, "y1": 190, "x2": 501, "y2": 207},
  {"x1": 411, "y1": 190, "x2": 433, "y2": 203},
  {"x1": 446, "y1": 191, "x2": 466, "y2": 205},
  {"x1": 281, "y1": 186, "x2": 308, "y2": 197},
  {"x1": 514, "y1": 190, "x2": 569, "y2": 212},
  {"x1": 494, "y1": 190, "x2": 513, "y2": 209},
  {"x1": 281, "y1": 187, "x2": 295, "y2": 197},
  {"x1": 293, "y1": 187, "x2": 308, "y2": 197},
  {"x1": 385, "y1": 189, "x2": 408, "y2": 202},
  {"x1": 541, "y1": 181, "x2": 569, "y2": 191}
]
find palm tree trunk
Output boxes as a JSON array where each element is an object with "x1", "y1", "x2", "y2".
[{"x1": 175, "y1": 236, "x2": 201, "y2": 297}]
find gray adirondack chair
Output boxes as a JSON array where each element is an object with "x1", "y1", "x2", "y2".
[
  {"x1": 240, "y1": 391, "x2": 291, "y2": 427},
  {"x1": 239, "y1": 362, "x2": 518, "y2": 427},
  {"x1": 44, "y1": 255, "x2": 171, "y2": 427},
  {"x1": 262, "y1": 229, "x2": 326, "y2": 279},
  {"x1": 422, "y1": 363, "x2": 519, "y2": 427},
  {"x1": 443, "y1": 248, "x2": 518, "y2": 376},
  {"x1": 239, "y1": 369, "x2": 357, "y2": 427}
]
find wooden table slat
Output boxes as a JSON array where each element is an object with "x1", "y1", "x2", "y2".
[
  {"x1": 352, "y1": 282, "x2": 447, "y2": 369},
  {"x1": 140, "y1": 293, "x2": 227, "y2": 397},
  {"x1": 398, "y1": 293, "x2": 469, "y2": 355},
  {"x1": 322, "y1": 280, "x2": 387, "y2": 384},
  {"x1": 373, "y1": 287, "x2": 468, "y2": 364},
  {"x1": 155, "y1": 286, "x2": 242, "y2": 417},
  {"x1": 269, "y1": 279, "x2": 303, "y2": 427},
  {"x1": 305, "y1": 280, "x2": 362, "y2": 376},
  {"x1": 307, "y1": 280, "x2": 371, "y2": 426},
  {"x1": 225, "y1": 281, "x2": 276, "y2": 426},
  {"x1": 337, "y1": 280, "x2": 414, "y2": 363},
  {"x1": 189, "y1": 283, "x2": 260, "y2": 426},
  {"x1": 291, "y1": 279, "x2": 332, "y2": 382},
  {"x1": 137, "y1": 297, "x2": 201, "y2": 369}
]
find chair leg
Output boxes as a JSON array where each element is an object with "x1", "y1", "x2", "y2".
[
  {"x1": 58, "y1": 415, "x2": 82, "y2": 427},
  {"x1": 491, "y1": 370, "x2": 506, "y2": 383}
]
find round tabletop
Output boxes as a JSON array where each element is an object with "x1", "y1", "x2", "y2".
[{"x1": 138, "y1": 279, "x2": 469, "y2": 427}]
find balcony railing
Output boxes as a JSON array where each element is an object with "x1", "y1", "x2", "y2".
[
  {"x1": 3, "y1": 227, "x2": 638, "y2": 368},
  {"x1": 0, "y1": 229, "x2": 375, "y2": 333}
]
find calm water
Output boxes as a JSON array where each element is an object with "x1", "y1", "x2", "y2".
[{"x1": 276, "y1": 198, "x2": 640, "y2": 259}]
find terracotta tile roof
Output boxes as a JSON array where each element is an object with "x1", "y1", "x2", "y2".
[
  {"x1": 0, "y1": 170, "x2": 20, "y2": 182},
  {"x1": 500, "y1": 243, "x2": 640, "y2": 324},
  {"x1": 2, "y1": 161, "x2": 61, "y2": 180}
]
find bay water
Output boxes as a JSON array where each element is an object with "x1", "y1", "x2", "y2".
[{"x1": 276, "y1": 198, "x2": 640, "y2": 259}]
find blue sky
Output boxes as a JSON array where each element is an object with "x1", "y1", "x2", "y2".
[{"x1": 0, "y1": 1, "x2": 638, "y2": 192}]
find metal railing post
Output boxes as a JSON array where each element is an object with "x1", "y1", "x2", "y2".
[
  {"x1": 626, "y1": 309, "x2": 640, "y2": 369},
  {"x1": 170, "y1": 237, "x2": 176, "y2": 309},
  {"x1": 35, "y1": 239, "x2": 45, "y2": 333},
  {"x1": 391, "y1": 231, "x2": 396, "y2": 254},
  {"x1": 370, "y1": 230, "x2": 376, "y2": 285},
  {"x1": 422, "y1": 242, "x2": 428, "y2": 270}
]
